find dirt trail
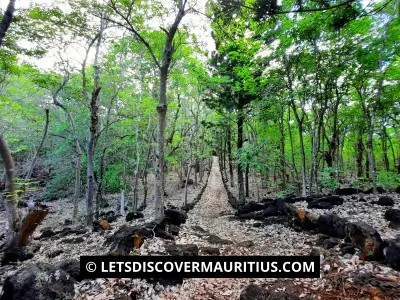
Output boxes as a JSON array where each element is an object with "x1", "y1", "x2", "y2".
[
  {"x1": 175, "y1": 156, "x2": 316, "y2": 256},
  {"x1": 160, "y1": 157, "x2": 318, "y2": 299}
]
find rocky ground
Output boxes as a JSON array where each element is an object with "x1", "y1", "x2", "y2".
[{"x1": 1, "y1": 157, "x2": 400, "y2": 300}]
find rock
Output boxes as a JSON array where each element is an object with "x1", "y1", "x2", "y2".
[
  {"x1": 105, "y1": 225, "x2": 153, "y2": 256},
  {"x1": 395, "y1": 186, "x2": 400, "y2": 193},
  {"x1": 92, "y1": 221, "x2": 103, "y2": 232},
  {"x1": 146, "y1": 277, "x2": 183, "y2": 286},
  {"x1": 199, "y1": 247, "x2": 220, "y2": 255},
  {"x1": 308, "y1": 202, "x2": 334, "y2": 209},
  {"x1": 125, "y1": 211, "x2": 144, "y2": 222},
  {"x1": 322, "y1": 238, "x2": 339, "y2": 249},
  {"x1": 253, "y1": 222, "x2": 262, "y2": 228},
  {"x1": 207, "y1": 234, "x2": 233, "y2": 245},
  {"x1": 164, "y1": 206, "x2": 187, "y2": 226},
  {"x1": 262, "y1": 205, "x2": 280, "y2": 217},
  {"x1": 167, "y1": 224, "x2": 180, "y2": 236},
  {"x1": 267, "y1": 292, "x2": 302, "y2": 300},
  {"x1": 165, "y1": 243, "x2": 198, "y2": 256},
  {"x1": 364, "y1": 187, "x2": 386, "y2": 194},
  {"x1": 263, "y1": 216, "x2": 288, "y2": 226},
  {"x1": 57, "y1": 226, "x2": 87, "y2": 237},
  {"x1": 191, "y1": 225, "x2": 208, "y2": 234},
  {"x1": 47, "y1": 249, "x2": 63, "y2": 258},
  {"x1": 309, "y1": 248, "x2": 320, "y2": 256},
  {"x1": 385, "y1": 208, "x2": 400, "y2": 228},
  {"x1": 377, "y1": 196, "x2": 394, "y2": 206},
  {"x1": 237, "y1": 211, "x2": 265, "y2": 220},
  {"x1": 317, "y1": 214, "x2": 347, "y2": 238},
  {"x1": 63, "y1": 219, "x2": 72, "y2": 226},
  {"x1": 308, "y1": 196, "x2": 344, "y2": 209},
  {"x1": 63, "y1": 236, "x2": 84, "y2": 244},
  {"x1": 181, "y1": 178, "x2": 194, "y2": 187},
  {"x1": 1, "y1": 263, "x2": 75, "y2": 300},
  {"x1": 347, "y1": 222, "x2": 383, "y2": 260},
  {"x1": 39, "y1": 228, "x2": 56, "y2": 239},
  {"x1": 55, "y1": 259, "x2": 82, "y2": 281},
  {"x1": 237, "y1": 202, "x2": 268, "y2": 215},
  {"x1": 240, "y1": 284, "x2": 268, "y2": 300},
  {"x1": 237, "y1": 240, "x2": 254, "y2": 248},
  {"x1": 1, "y1": 247, "x2": 34, "y2": 265},
  {"x1": 340, "y1": 243, "x2": 356, "y2": 255},
  {"x1": 99, "y1": 210, "x2": 118, "y2": 223},
  {"x1": 181, "y1": 202, "x2": 195, "y2": 211},
  {"x1": 316, "y1": 234, "x2": 330, "y2": 245},
  {"x1": 384, "y1": 239, "x2": 400, "y2": 271},
  {"x1": 335, "y1": 187, "x2": 361, "y2": 196},
  {"x1": 105, "y1": 223, "x2": 172, "y2": 256}
]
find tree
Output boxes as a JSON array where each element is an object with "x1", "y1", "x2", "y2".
[{"x1": 103, "y1": 0, "x2": 190, "y2": 222}]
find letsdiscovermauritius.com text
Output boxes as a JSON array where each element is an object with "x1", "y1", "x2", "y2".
[
  {"x1": 80, "y1": 256, "x2": 320, "y2": 278},
  {"x1": 101, "y1": 261, "x2": 314, "y2": 273}
]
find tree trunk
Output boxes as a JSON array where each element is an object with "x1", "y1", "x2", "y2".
[
  {"x1": 95, "y1": 147, "x2": 107, "y2": 219},
  {"x1": 52, "y1": 78, "x2": 83, "y2": 221},
  {"x1": 86, "y1": 87, "x2": 101, "y2": 226},
  {"x1": 0, "y1": 0, "x2": 16, "y2": 46},
  {"x1": 366, "y1": 112, "x2": 378, "y2": 193},
  {"x1": 227, "y1": 124, "x2": 234, "y2": 187},
  {"x1": 381, "y1": 126, "x2": 389, "y2": 172},
  {"x1": 155, "y1": 67, "x2": 168, "y2": 223},
  {"x1": 72, "y1": 152, "x2": 82, "y2": 220},
  {"x1": 287, "y1": 108, "x2": 299, "y2": 192},
  {"x1": 26, "y1": 109, "x2": 50, "y2": 180},
  {"x1": 0, "y1": 134, "x2": 20, "y2": 249},
  {"x1": 133, "y1": 122, "x2": 140, "y2": 212},
  {"x1": 120, "y1": 190, "x2": 125, "y2": 216},
  {"x1": 356, "y1": 134, "x2": 364, "y2": 178},
  {"x1": 237, "y1": 111, "x2": 245, "y2": 205},
  {"x1": 279, "y1": 106, "x2": 286, "y2": 190},
  {"x1": 298, "y1": 122, "x2": 307, "y2": 197},
  {"x1": 154, "y1": 3, "x2": 185, "y2": 222},
  {"x1": 245, "y1": 163, "x2": 249, "y2": 198},
  {"x1": 86, "y1": 19, "x2": 104, "y2": 226}
]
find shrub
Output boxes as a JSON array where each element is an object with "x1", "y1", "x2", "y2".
[
  {"x1": 377, "y1": 171, "x2": 400, "y2": 190},
  {"x1": 320, "y1": 167, "x2": 340, "y2": 192}
]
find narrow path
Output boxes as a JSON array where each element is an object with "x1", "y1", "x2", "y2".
[
  {"x1": 176, "y1": 156, "x2": 316, "y2": 256},
  {"x1": 160, "y1": 157, "x2": 318, "y2": 299}
]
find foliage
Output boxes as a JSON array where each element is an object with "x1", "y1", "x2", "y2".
[
  {"x1": 377, "y1": 171, "x2": 400, "y2": 190},
  {"x1": 319, "y1": 168, "x2": 340, "y2": 192}
]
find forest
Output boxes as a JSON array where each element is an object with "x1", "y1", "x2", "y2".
[{"x1": 0, "y1": 0, "x2": 400, "y2": 299}]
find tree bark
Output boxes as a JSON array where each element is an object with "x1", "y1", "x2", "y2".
[
  {"x1": 86, "y1": 86, "x2": 101, "y2": 226},
  {"x1": 356, "y1": 134, "x2": 364, "y2": 178},
  {"x1": 381, "y1": 126, "x2": 389, "y2": 171},
  {"x1": 86, "y1": 18, "x2": 104, "y2": 226},
  {"x1": 0, "y1": 0, "x2": 16, "y2": 47},
  {"x1": 366, "y1": 111, "x2": 378, "y2": 193},
  {"x1": 279, "y1": 106, "x2": 286, "y2": 190},
  {"x1": 237, "y1": 110, "x2": 245, "y2": 205},
  {"x1": 287, "y1": 108, "x2": 299, "y2": 192},
  {"x1": 245, "y1": 163, "x2": 249, "y2": 197},
  {"x1": 26, "y1": 109, "x2": 49, "y2": 180},
  {"x1": 0, "y1": 134, "x2": 20, "y2": 249},
  {"x1": 154, "y1": 4, "x2": 186, "y2": 223},
  {"x1": 227, "y1": 123, "x2": 234, "y2": 187},
  {"x1": 133, "y1": 121, "x2": 140, "y2": 212},
  {"x1": 52, "y1": 78, "x2": 83, "y2": 221}
]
